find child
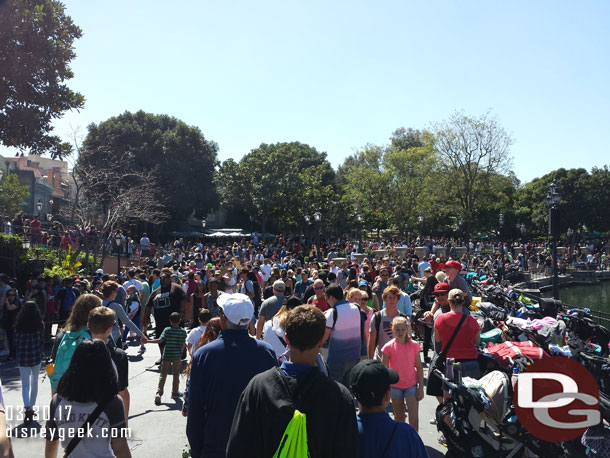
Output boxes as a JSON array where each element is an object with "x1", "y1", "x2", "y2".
[
  {"x1": 186, "y1": 308, "x2": 211, "y2": 358},
  {"x1": 123, "y1": 285, "x2": 141, "y2": 347},
  {"x1": 15, "y1": 301, "x2": 45, "y2": 424},
  {"x1": 381, "y1": 316, "x2": 424, "y2": 431},
  {"x1": 148, "y1": 312, "x2": 187, "y2": 405}
]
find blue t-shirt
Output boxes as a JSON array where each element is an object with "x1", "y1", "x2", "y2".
[{"x1": 357, "y1": 412, "x2": 429, "y2": 458}]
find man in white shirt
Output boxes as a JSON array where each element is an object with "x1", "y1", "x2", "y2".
[{"x1": 260, "y1": 259, "x2": 272, "y2": 285}]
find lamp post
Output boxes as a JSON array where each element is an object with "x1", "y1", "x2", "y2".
[
  {"x1": 36, "y1": 200, "x2": 43, "y2": 215},
  {"x1": 304, "y1": 215, "x2": 311, "y2": 253},
  {"x1": 546, "y1": 179, "x2": 562, "y2": 300},
  {"x1": 404, "y1": 223, "x2": 408, "y2": 245},
  {"x1": 115, "y1": 233, "x2": 123, "y2": 276},
  {"x1": 417, "y1": 215, "x2": 423, "y2": 237},
  {"x1": 313, "y1": 211, "x2": 322, "y2": 261},
  {"x1": 356, "y1": 213, "x2": 363, "y2": 252},
  {"x1": 499, "y1": 212, "x2": 504, "y2": 245}
]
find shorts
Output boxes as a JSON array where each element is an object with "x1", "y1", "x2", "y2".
[{"x1": 391, "y1": 384, "x2": 417, "y2": 398}]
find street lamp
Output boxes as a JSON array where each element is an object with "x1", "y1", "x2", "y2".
[
  {"x1": 546, "y1": 179, "x2": 562, "y2": 300},
  {"x1": 499, "y1": 212, "x2": 504, "y2": 243},
  {"x1": 313, "y1": 211, "x2": 322, "y2": 261},
  {"x1": 36, "y1": 200, "x2": 43, "y2": 214},
  {"x1": 115, "y1": 233, "x2": 123, "y2": 276},
  {"x1": 356, "y1": 213, "x2": 363, "y2": 252}
]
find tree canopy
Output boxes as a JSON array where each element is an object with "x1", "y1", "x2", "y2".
[
  {"x1": 78, "y1": 111, "x2": 219, "y2": 221},
  {"x1": 0, "y1": 0, "x2": 84, "y2": 158},
  {"x1": 0, "y1": 173, "x2": 30, "y2": 219},
  {"x1": 217, "y1": 142, "x2": 339, "y2": 235}
]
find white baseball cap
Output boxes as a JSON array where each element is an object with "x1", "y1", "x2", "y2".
[
  {"x1": 95, "y1": 269, "x2": 104, "y2": 275},
  {"x1": 217, "y1": 293, "x2": 254, "y2": 326}
]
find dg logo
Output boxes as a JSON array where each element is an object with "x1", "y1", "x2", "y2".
[{"x1": 514, "y1": 356, "x2": 600, "y2": 442}]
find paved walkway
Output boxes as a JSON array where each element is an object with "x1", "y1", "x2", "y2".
[{"x1": 1, "y1": 340, "x2": 447, "y2": 457}]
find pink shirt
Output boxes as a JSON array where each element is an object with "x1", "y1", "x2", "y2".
[{"x1": 381, "y1": 338, "x2": 421, "y2": 389}]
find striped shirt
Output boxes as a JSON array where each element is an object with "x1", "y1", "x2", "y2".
[{"x1": 160, "y1": 326, "x2": 187, "y2": 360}]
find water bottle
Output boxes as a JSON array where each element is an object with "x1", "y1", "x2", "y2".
[
  {"x1": 446, "y1": 357, "x2": 455, "y2": 381},
  {"x1": 511, "y1": 367, "x2": 519, "y2": 391},
  {"x1": 453, "y1": 362, "x2": 462, "y2": 385}
]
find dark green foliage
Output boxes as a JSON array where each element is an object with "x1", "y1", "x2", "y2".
[{"x1": 0, "y1": 0, "x2": 84, "y2": 158}]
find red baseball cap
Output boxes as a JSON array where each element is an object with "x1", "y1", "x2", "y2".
[
  {"x1": 433, "y1": 282, "x2": 451, "y2": 295},
  {"x1": 440, "y1": 260, "x2": 462, "y2": 271}
]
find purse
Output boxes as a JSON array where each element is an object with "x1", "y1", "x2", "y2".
[{"x1": 426, "y1": 313, "x2": 467, "y2": 396}]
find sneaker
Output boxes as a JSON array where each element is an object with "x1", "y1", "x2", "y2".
[
  {"x1": 171, "y1": 392, "x2": 183, "y2": 399},
  {"x1": 154, "y1": 394, "x2": 161, "y2": 405}
]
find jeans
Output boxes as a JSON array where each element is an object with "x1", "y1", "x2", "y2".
[
  {"x1": 328, "y1": 359, "x2": 359, "y2": 388},
  {"x1": 157, "y1": 359, "x2": 181, "y2": 396},
  {"x1": 391, "y1": 384, "x2": 417, "y2": 398},
  {"x1": 123, "y1": 314, "x2": 141, "y2": 342},
  {"x1": 19, "y1": 363, "x2": 41, "y2": 407}
]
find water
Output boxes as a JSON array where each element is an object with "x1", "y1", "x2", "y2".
[{"x1": 542, "y1": 280, "x2": 610, "y2": 313}]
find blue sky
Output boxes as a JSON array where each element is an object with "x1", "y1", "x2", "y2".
[{"x1": 41, "y1": 0, "x2": 610, "y2": 183}]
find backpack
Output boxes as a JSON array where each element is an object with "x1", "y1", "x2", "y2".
[
  {"x1": 272, "y1": 409, "x2": 308, "y2": 458},
  {"x1": 48, "y1": 328, "x2": 91, "y2": 390},
  {"x1": 272, "y1": 368, "x2": 319, "y2": 458}
]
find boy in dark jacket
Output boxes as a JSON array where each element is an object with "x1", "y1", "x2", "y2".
[{"x1": 227, "y1": 305, "x2": 360, "y2": 458}]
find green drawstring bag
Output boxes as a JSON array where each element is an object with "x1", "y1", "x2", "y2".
[{"x1": 272, "y1": 409, "x2": 309, "y2": 458}]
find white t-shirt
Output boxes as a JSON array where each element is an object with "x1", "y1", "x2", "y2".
[
  {"x1": 263, "y1": 317, "x2": 287, "y2": 359},
  {"x1": 123, "y1": 279, "x2": 143, "y2": 293},
  {"x1": 186, "y1": 325, "x2": 206, "y2": 351},
  {"x1": 260, "y1": 264, "x2": 272, "y2": 282},
  {"x1": 46, "y1": 395, "x2": 126, "y2": 458}
]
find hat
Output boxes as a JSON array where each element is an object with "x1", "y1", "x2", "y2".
[
  {"x1": 95, "y1": 269, "x2": 104, "y2": 275},
  {"x1": 217, "y1": 293, "x2": 254, "y2": 326},
  {"x1": 440, "y1": 260, "x2": 462, "y2": 271},
  {"x1": 285, "y1": 296, "x2": 302, "y2": 309},
  {"x1": 273, "y1": 280, "x2": 286, "y2": 293},
  {"x1": 350, "y1": 360, "x2": 399, "y2": 403},
  {"x1": 358, "y1": 279, "x2": 369, "y2": 287},
  {"x1": 433, "y1": 282, "x2": 451, "y2": 295},
  {"x1": 448, "y1": 289, "x2": 465, "y2": 302}
]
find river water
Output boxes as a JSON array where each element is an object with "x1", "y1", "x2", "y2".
[{"x1": 542, "y1": 280, "x2": 610, "y2": 313}]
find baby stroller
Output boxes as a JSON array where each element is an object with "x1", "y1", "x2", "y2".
[{"x1": 433, "y1": 368, "x2": 567, "y2": 457}]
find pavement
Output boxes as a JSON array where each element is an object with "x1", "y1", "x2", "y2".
[{"x1": 1, "y1": 338, "x2": 447, "y2": 457}]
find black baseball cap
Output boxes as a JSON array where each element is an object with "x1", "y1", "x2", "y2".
[{"x1": 350, "y1": 360, "x2": 399, "y2": 403}]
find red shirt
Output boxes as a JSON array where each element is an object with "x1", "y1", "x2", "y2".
[
  {"x1": 430, "y1": 259, "x2": 440, "y2": 275},
  {"x1": 307, "y1": 295, "x2": 328, "y2": 312},
  {"x1": 30, "y1": 219, "x2": 42, "y2": 235},
  {"x1": 434, "y1": 311, "x2": 479, "y2": 359}
]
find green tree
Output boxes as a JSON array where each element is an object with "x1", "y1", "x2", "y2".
[
  {"x1": 432, "y1": 111, "x2": 513, "y2": 241},
  {"x1": 79, "y1": 111, "x2": 219, "y2": 220},
  {"x1": 384, "y1": 130, "x2": 437, "y2": 234},
  {"x1": 0, "y1": 0, "x2": 84, "y2": 158},
  {"x1": 336, "y1": 145, "x2": 391, "y2": 238},
  {"x1": 216, "y1": 142, "x2": 338, "y2": 235},
  {"x1": 0, "y1": 173, "x2": 30, "y2": 218}
]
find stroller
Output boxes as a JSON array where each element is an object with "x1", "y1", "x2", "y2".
[{"x1": 433, "y1": 368, "x2": 571, "y2": 457}]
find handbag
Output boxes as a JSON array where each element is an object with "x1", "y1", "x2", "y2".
[{"x1": 426, "y1": 313, "x2": 467, "y2": 396}]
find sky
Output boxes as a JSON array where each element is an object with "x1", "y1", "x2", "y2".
[{"x1": 25, "y1": 0, "x2": 610, "y2": 183}]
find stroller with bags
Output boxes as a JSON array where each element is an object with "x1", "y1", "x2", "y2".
[{"x1": 434, "y1": 368, "x2": 570, "y2": 457}]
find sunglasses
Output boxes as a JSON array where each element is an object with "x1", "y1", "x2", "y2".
[
  {"x1": 435, "y1": 292, "x2": 448, "y2": 297},
  {"x1": 360, "y1": 298, "x2": 368, "y2": 302},
  {"x1": 314, "y1": 286, "x2": 325, "y2": 290}
]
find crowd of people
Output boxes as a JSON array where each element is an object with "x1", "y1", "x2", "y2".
[{"x1": 0, "y1": 232, "x2": 609, "y2": 457}]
